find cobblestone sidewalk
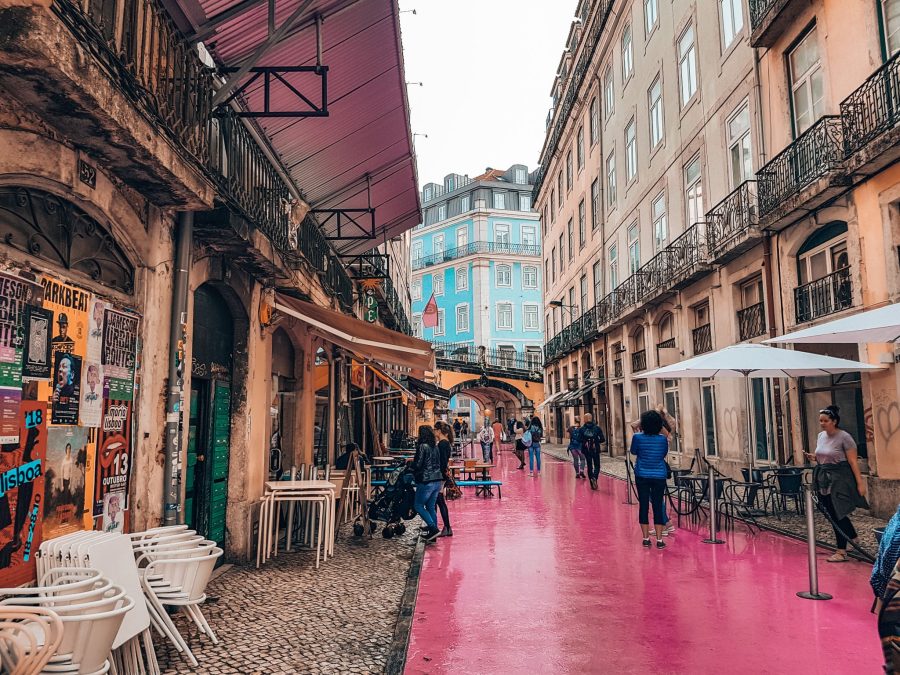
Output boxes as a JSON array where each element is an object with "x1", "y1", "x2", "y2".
[
  {"x1": 540, "y1": 442, "x2": 884, "y2": 560},
  {"x1": 156, "y1": 523, "x2": 418, "y2": 674}
]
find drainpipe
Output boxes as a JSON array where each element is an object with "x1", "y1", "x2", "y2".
[{"x1": 163, "y1": 211, "x2": 193, "y2": 525}]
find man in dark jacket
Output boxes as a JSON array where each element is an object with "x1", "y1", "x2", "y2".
[
  {"x1": 411, "y1": 426, "x2": 444, "y2": 542},
  {"x1": 580, "y1": 413, "x2": 606, "y2": 490}
]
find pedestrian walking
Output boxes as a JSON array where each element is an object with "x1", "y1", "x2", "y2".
[
  {"x1": 580, "y1": 413, "x2": 605, "y2": 490},
  {"x1": 507, "y1": 417, "x2": 516, "y2": 440},
  {"x1": 808, "y1": 405, "x2": 868, "y2": 562},
  {"x1": 492, "y1": 418, "x2": 505, "y2": 451},
  {"x1": 433, "y1": 421, "x2": 455, "y2": 537},
  {"x1": 567, "y1": 417, "x2": 585, "y2": 479},
  {"x1": 630, "y1": 409, "x2": 675, "y2": 536},
  {"x1": 524, "y1": 416, "x2": 543, "y2": 477},
  {"x1": 453, "y1": 418, "x2": 461, "y2": 438},
  {"x1": 478, "y1": 422, "x2": 495, "y2": 462},
  {"x1": 630, "y1": 410, "x2": 669, "y2": 549},
  {"x1": 513, "y1": 420, "x2": 526, "y2": 469},
  {"x1": 411, "y1": 425, "x2": 444, "y2": 543}
]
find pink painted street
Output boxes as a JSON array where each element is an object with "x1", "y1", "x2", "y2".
[{"x1": 406, "y1": 451, "x2": 880, "y2": 674}]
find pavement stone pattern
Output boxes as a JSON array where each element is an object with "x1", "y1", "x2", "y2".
[
  {"x1": 539, "y1": 442, "x2": 884, "y2": 559},
  {"x1": 155, "y1": 523, "x2": 418, "y2": 674}
]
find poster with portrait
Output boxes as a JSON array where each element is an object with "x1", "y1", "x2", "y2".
[
  {"x1": 22, "y1": 305, "x2": 52, "y2": 381},
  {"x1": 79, "y1": 362, "x2": 103, "y2": 428},
  {"x1": 0, "y1": 388, "x2": 21, "y2": 444},
  {"x1": 38, "y1": 277, "x2": 89, "y2": 412},
  {"x1": 101, "y1": 309, "x2": 138, "y2": 401},
  {"x1": 87, "y1": 297, "x2": 105, "y2": 364},
  {"x1": 93, "y1": 399, "x2": 131, "y2": 517},
  {"x1": 0, "y1": 271, "x2": 42, "y2": 389},
  {"x1": 0, "y1": 401, "x2": 47, "y2": 587},
  {"x1": 44, "y1": 425, "x2": 88, "y2": 538},
  {"x1": 101, "y1": 492, "x2": 124, "y2": 533},
  {"x1": 50, "y1": 352, "x2": 81, "y2": 426}
]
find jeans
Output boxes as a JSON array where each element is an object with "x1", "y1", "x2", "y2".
[
  {"x1": 414, "y1": 481, "x2": 442, "y2": 530},
  {"x1": 819, "y1": 491, "x2": 858, "y2": 549},
  {"x1": 636, "y1": 476, "x2": 667, "y2": 526},
  {"x1": 528, "y1": 442, "x2": 542, "y2": 472},
  {"x1": 570, "y1": 448, "x2": 584, "y2": 474},
  {"x1": 481, "y1": 442, "x2": 493, "y2": 462},
  {"x1": 583, "y1": 449, "x2": 601, "y2": 480}
]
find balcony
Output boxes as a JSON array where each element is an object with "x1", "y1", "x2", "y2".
[
  {"x1": 795, "y1": 267, "x2": 853, "y2": 324},
  {"x1": 757, "y1": 116, "x2": 849, "y2": 229},
  {"x1": 692, "y1": 324, "x2": 713, "y2": 355},
  {"x1": 705, "y1": 181, "x2": 761, "y2": 264},
  {"x1": 434, "y1": 342, "x2": 543, "y2": 382},
  {"x1": 631, "y1": 350, "x2": 647, "y2": 373},
  {"x1": 749, "y1": 0, "x2": 807, "y2": 48},
  {"x1": 841, "y1": 51, "x2": 900, "y2": 175},
  {"x1": 737, "y1": 302, "x2": 767, "y2": 342},
  {"x1": 412, "y1": 241, "x2": 542, "y2": 271},
  {"x1": 656, "y1": 338, "x2": 677, "y2": 367},
  {"x1": 295, "y1": 218, "x2": 355, "y2": 311}
]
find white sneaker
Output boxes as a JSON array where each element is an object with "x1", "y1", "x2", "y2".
[
  {"x1": 663, "y1": 525, "x2": 676, "y2": 537},
  {"x1": 528, "y1": 472, "x2": 534, "y2": 477}
]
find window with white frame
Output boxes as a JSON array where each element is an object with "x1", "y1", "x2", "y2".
[
  {"x1": 589, "y1": 96, "x2": 600, "y2": 144},
  {"x1": 606, "y1": 152, "x2": 617, "y2": 205},
  {"x1": 593, "y1": 260, "x2": 603, "y2": 302},
  {"x1": 519, "y1": 193, "x2": 531, "y2": 211},
  {"x1": 649, "y1": 76, "x2": 664, "y2": 148},
  {"x1": 446, "y1": 176, "x2": 455, "y2": 192},
  {"x1": 578, "y1": 199, "x2": 586, "y2": 246},
  {"x1": 678, "y1": 24, "x2": 698, "y2": 106},
  {"x1": 494, "y1": 191, "x2": 507, "y2": 210},
  {"x1": 566, "y1": 150, "x2": 573, "y2": 191},
  {"x1": 609, "y1": 242, "x2": 619, "y2": 289},
  {"x1": 603, "y1": 64, "x2": 615, "y2": 117},
  {"x1": 720, "y1": 0, "x2": 743, "y2": 48},
  {"x1": 789, "y1": 28, "x2": 825, "y2": 135},
  {"x1": 497, "y1": 345, "x2": 516, "y2": 368},
  {"x1": 495, "y1": 223, "x2": 510, "y2": 245},
  {"x1": 435, "y1": 309, "x2": 445, "y2": 336},
  {"x1": 515, "y1": 167, "x2": 527, "y2": 184},
  {"x1": 645, "y1": 0, "x2": 658, "y2": 35},
  {"x1": 552, "y1": 307, "x2": 558, "y2": 335},
  {"x1": 577, "y1": 126, "x2": 585, "y2": 170},
  {"x1": 525, "y1": 346, "x2": 542, "y2": 370},
  {"x1": 523, "y1": 265, "x2": 538, "y2": 289},
  {"x1": 550, "y1": 189, "x2": 556, "y2": 221},
  {"x1": 622, "y1": 24, "x2": 633, "y2": 81},
  {"x1": 883, "y1": 0, "x2": 900, "y2": 56},
  {"x1": 496, "y1": 264, "x2": 512, "y2": 287},
  {"x1": 413, "y1": 313, "x2": 422, "y2": 338},
  {"x1": 456, "y1": 226, "x2": 468, "y2": 249},
  {"x1": 455, "y1": 266, "x2": 468, "y2": 291},
  {"x1": 580, "y1": 274, "x2": 588, "y2": 314},
  {"x1": 551, "y1": 247, "x2": 557, "y2": 282},
  {"x1": 423, "y1": 186, "x2": 432, "y2": 201},
  {"x1": 460, "y1": 194, "x2": 470, "y2": 212},
  {"x1": 558, "y1": 234, "x2": 564, "y2": 267},
  {"x1": 412, "y1": 278, "x2": 422, "y2": 301},
  {"x1": 524, "y1": 304, "x2": 540, "y2": 330},
  {"x1": 625, "y1": 118, "x2": 637, "y2": 182},
  {"x1": 652, "y1": 192, "x2": 668, "y2": 251},
  {"x1": 557, "y1": 172, "x2": 563, "y2": 207},
  {"x1": 432, "y1": 273, "x2": 444, "y2": 296},
  {"x1": 798, "y1": 236, "x2": 848, "y2": 286},
  {"x1": 567, "y1": 218, "x2": 574, "y2": 261},
  {"x1": 412, "y1": 240, "x2": 423, "y2": 263},
  {"x1": 437, "y1": 204, "x2": 447, "y2": 221},
  {"x1": 456, "y1": 304, "x2": 470, "y2": 332},
  {"x1": 591, "y1": 178, "x2": 600, "y2": 230},
  {"x1": 522, "y1": 225, "x2": 537, "y2": 247},
  {"x1": 685, "y1": 155, "x2": 704, "y2": 225},
  {"x1": 727, "y1": 101, "x2": 752, "y2": 187},
  {"x1": 433, "y1": 234, "x2": 444, "y2": 258},
  {"x1": 497, "y1": 303, "x2": 513, "y2": 330},
  {"x1": 628, "y1": 222, "x2": 640, "y2": 274}
]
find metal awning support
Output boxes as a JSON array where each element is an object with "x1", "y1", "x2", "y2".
[
  {"x1": 213, "y1": 65, "x2": 328, "y2": 118},
  {"x1": 314, "y1": 208, "x2": 376, "y2": 241}
]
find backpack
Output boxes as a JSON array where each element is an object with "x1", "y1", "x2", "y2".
[
  {"x1": 530, "y1": 425, "x2": 542, "y2": 443},
  {"x1": 581, "y1": 424, "x2": 605, "y2": 453},
  {"x1": 522, "y1": 429, "x2": 533, "y2": 448},
  {"x1": 479, "y1": 427, "x2": 492, "y2": 443}
]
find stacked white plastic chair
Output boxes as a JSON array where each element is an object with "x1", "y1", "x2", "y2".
[
  {"x1": 0, "y1": 567, "x2": 133, "y2": 675},
  {"x1": 129, "y1": 526, "x2": 222, "y2": 667},
  {"x1": 0, "y1": 605, "x2": 63, "y2": 674}
]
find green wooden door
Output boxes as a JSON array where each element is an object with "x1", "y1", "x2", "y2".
[
  {"x1": 207, "y1": 380, "x2": 231, "y2": 546},
  {"x1": 185, "y1": 389, "x2": 200, "y2": 529}
]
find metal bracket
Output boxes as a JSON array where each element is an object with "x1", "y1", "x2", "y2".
[
  {"x1": 339, "y1": 252, "x2": 390, "y2": 279},
  {"x1": 313, "y1": 208, "x2": 376, "y2": 241},
  {"x1": 213, "y1": 66, "x2": 328, "y2": 118}
]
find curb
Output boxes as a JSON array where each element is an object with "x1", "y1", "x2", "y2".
[{"x1": 385, "y1": 537, "x2": 426, "y2": 674}]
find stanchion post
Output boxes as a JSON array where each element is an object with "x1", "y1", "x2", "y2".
[
  {"x1": 623, "y1": 457, "x2": 634, "y2": 505},
  {"x1": 797, "y1": 484, "x2": 832, "y2": 600},
  {"x1": 703, "y1": 464, "x2": 724, "y2": 544}
]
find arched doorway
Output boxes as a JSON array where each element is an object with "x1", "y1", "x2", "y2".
[{"x1": 187, "y1": 284, "x2": 235, "y2": 546}]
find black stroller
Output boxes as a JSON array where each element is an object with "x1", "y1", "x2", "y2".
[{"x1": 360, "y1": 463, "x2": 417, "y2": 538}]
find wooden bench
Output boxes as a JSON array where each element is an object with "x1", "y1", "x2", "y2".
[{"x1": 455, "y1": 480, "x2": 502, "y2": 498}]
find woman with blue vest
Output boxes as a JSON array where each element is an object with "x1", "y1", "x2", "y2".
[{"x1": 630, "y1": 409, "x2": 669, "y2": 549}]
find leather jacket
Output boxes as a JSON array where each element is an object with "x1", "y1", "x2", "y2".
[{"x1": 412, "y1": 442, "x2": 443, "y2": 483}]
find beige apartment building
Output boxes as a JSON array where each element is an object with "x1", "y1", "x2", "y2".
[{"x1": 537, "y1": 0, "x2": 900, "y2": 517}]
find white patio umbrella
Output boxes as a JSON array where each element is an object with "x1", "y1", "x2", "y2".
[
  {"x1": 643, "y1": 343, "x2": 880, "y2": 468},
  {"x1": 765, "y1": 302, "x2": 900, "y2": 344}
]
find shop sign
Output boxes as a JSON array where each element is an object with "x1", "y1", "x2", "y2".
[{"x1": 364, "y1": 289, "x2": 378, "y2": 323}]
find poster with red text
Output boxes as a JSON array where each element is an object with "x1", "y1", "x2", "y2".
[{"x1": 93, "y1": 399, "x2": 132, "y2": 517}]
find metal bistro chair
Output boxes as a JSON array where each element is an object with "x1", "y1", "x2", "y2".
[
  {"x1": 740, "y1": 467, "x2": 778, "y2": 516},
  {"x1": 772, "y1": 468, "x2": 804, "y2": 517},
  {"x1": 721, "y1": 482, "x2": 762, "y2": 534}
]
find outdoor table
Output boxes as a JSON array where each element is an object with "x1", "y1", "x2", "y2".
[
  {"x1": 450, "y1": 463, "x2": 495, "y2": 495},
  {"x1": 263, "y1": 480, "x2": 337, "y2": 566},
  {"x1": 372, "y1": 456, "x2": 395, "y2": 464}
]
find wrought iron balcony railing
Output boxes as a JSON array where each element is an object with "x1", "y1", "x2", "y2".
[
  {"x1": 795, "y1": 267, "x2": 853, "y2": 324},
  {"x1": 412, "y1": 241, "x2": 542, "y2": 271},
  {"x1": 298, "y1": 217, "x2": 354, "y2": 310},
  {"x1": 737, "y1": 302, "x2": 767, "y2": 342},
  {"x1": 757, "y1": 116, "x2": 844, "y2": 217},
  {"x1": 692, "y1": 323, "x2": 713, "y2": 355},
  {"x1": 706, "y1": 181, "x2": 759, "y2": 260},
  {"x1": 631, "y1": 349, "x2": 647, "y2": 373},
  {"x1": 748, "y1": 0, "x2": 778, "y2": 30},
  {"x1": 433, "y1": 341, "x2": 542, "y2": 380},
  {"x1": 841, "y1": 50, "x2": 900, "y2": 157}
]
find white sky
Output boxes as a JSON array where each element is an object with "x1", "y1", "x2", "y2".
[{"x1": 398, "y1": 1, "x2": 576, "y2": 188}]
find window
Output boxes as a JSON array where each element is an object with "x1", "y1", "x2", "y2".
[
  {"x1": 433, "y1": 234, "x2": 445, "y2": 260},
  {"x1": 627, "y1": 222, "x2": 640, "y2": 274},
  {"x1": 457, "y1": 226, "x2": 468, "y2": 249},
  {"x1": 752, "y1": 379, "x2": 777, "y2": 463},
  {"x1": 652, "y1": 192, "x2": 667, "y2": 251},
  {"x1": 567, "y1": 218, "x2": 574, "y2": 261},
  {"x1": 550, "y1": 189, "x2": 556, "y2": 221},
  {"x1": 495, "y1": 223, "x2": 511, "y2": 245},
  {"x1": 637, "y1": 380, "x2": 651, "y2": 413},
  {"x1": 515, "y1": 167, "x2": 527, "y2": 184},
  {"x1": 603, "y1": 65, "x2": 614, "y2": 117},
  {"x1": 496, "y1": 264, "x2": 512, "y2": 287},
  {"x1": 497, "y1": 303, "x2": 513, "y2": 330},
  {"x1": 524, "y1": 304, "x2": 540, "y2": 331},
  {"x1": 544, "y1": 258, "x2": 550, "y2": 286},
  {"x1": 519, "y1": 193, "x2": 531, "y2": 211},
  {"x1": 446, "y1": 176, "x2": 456, "y2": 192},
  {"x1": 455, "y1": 266, "x2": 468, "y2": 291},
  {"x1": 576, "y1": 126, "x2": 585, "y2": 170},
  {"x1": 437, "y1": 204, "x2": 446, "y2": 221},
  {"x1": 625, "y1": 118, "x2": 637, "y2": 182},
  {"x1": 578, "y1": 200, "x2": 586, "y2": 246},
  {"x1": 412, "y1": 240, "x2": 423, "y2": 262},
  {"x1": 678, "y1": 24, "x2": 698, "y2": 105},
  {"x1": 522, "y1": 225, "x2": 537, "y2": 247},
  {"x1": 460, "y1": 194, "x2": 470, "y2": 212},
  {"x1": 606, "y1": 152, "x2": 617, "y2": 206},
  {"x1": 412, "y1": 314, "x2": 422, "y2": 338},
  {"x1": 621, "y1": 24, "x2": 633, "y2": 81},
  {"x1": 649, "y1": 76, "x2": 664, "y2": 148},
  {"x1": 685, "y1": 155, "x2": 703, "y2": 225},
  {"x1": 883, "y1": 0, "x2": 900, "y2": 56},
  {"x1": 523, "y1": 265, "x2": 538, "y2": 289},
  {"x1": 741, "y1": 276, "x2": 764, "y2": 309},
  {"x1": 432, "y1": 273, "x2": 444, "y2": 296},
  {"x1": 498, "y1": 345, "x2": 516, "y2": 368},
  {"x1": 552, "y1": 309, "x2": 558, "y2": 335},
  {"x1": 551, "y1": 247, "x2": 557, "y2": 282},
  {"x1": 593, "y1": 260, "x2": 603, "y2": 302},
  {"x1": 557, "y1": 172, "x2": 563, "y2": 206},
  {"x1": 525, "y1": 346, "x2": 542, "y2": 370},
  {"x1": 609, "y1": 243, "x2": 619, "y2": 289},
  {"x1": 568, "y1": 287, "x2": 576, "y2": 319},
  {"x1": 580, "y1": 275, "x2": 588, "y2": 315},
  {"x1": 435, "y1": 308, "x2": 445, "y2": 336},
  {"x1": 798, "y1": 237, "x2": 849, "y2": 285},
  {"x1": 591, "y1": 178, "x2": 600, "y2": 230},
  {"x1": 645, "y1": 0, "x2": 658, "y2": 35},
  {"x1": 412, "y1": 278, "x2": 422, "y2": 301},
  {"x1": 727, "y1": 102, "x2": 753, "y2": 187},
  {"x1": 558, "y1": 234, "x2": 564, "y2": 268},
  {"x1": 720, "y1": 0, "x2": 743, "y2": 48},
  {"x1": 456, "y1": 304, "x2": 470, "y2": 332},
  {"x1": 589, "y1": 96, "x2": 600, "y2": 145},
  {"x1": 423, "y1": 186, "x2": 432, "y2": 201},
  {"x1": 494, "y1": 192, "x2": 507, "y2": 209},
  {"x1": 789, "y1": 28, "x2": 825, "y2": 135},
  {"x1": 566, "y1": 150, "x2": 573, "y2": 191}
]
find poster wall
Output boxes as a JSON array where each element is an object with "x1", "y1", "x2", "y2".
[
  {"x1": 43, "y1": 425, "x2": 89, "y2": 538},
  {"x1": 0, "y1": 271, "x2": 42, "y2": 389},
  {"x1": 0, "y1": 401, "x2": 46, "y2": 587},
  {"x1": 93, "y1": 399, "x2": 132, "y2": 517}
]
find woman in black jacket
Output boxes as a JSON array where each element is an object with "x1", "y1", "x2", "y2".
[
  {"x1": 434, "y1": 421, "x2": 454, "y2": 537},
  {"x1": 412, "y1": 425, "x2": 444, "y2": 542}
]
